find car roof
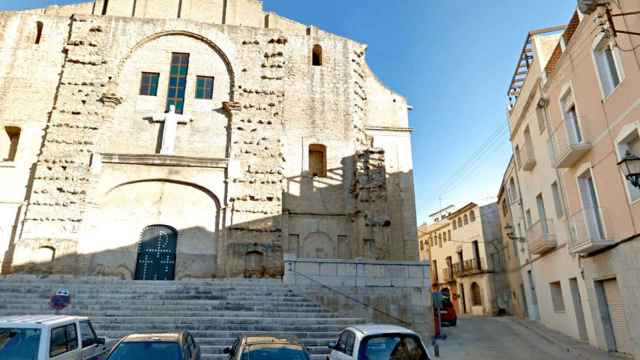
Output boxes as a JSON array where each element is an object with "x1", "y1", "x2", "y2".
[
  {"x1": 242, "y1": 335, "x2": 302, "y2": 346},
  {"x1": 122, "y1": 332, "x2": 184, "y2": 343},
  {"x1": 348, "y1": 324, "x2": 418, "y2": 336},
  {"x1": 0, "y1": 315, "x2": 88, "y2": 327}
]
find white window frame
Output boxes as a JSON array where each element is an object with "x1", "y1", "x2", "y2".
[
  {"x1": 591, "y1": 33, "x2": 624, "y2": 99},
  {"x1": 574, "y1": 165, "x2": 609, "y2": 241},
  {"x1": 558, "y1": 85, "x2": 585, "y2": 146},
  {"x1": 615, "y1": 121, "x2": 640, "y2": 204},
  {"x1": 551, "y1": 181, "x2": 565, "y2": 218}
]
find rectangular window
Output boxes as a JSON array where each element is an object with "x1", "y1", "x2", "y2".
[
  {"x1": 139, "y1": 72, "x2": 159, "y2": 96},
  {"x1": 550, "y1": 281, "x2": 566, "y2": 312},
  {"x1": 195, "y1": 76, "x2": 214, "y2": 99},
  {"x1": 536, "y1": 193, "x2": 549, "y2": 234},
  {"x1": 551, "y1": 181, "x2": 564, "y2": 218},
  {"x1": 594, "y1": 38, "x2": 622, "y2": 97},
  {"x1": 452, "y1": 220, "x2": 457, "y2": 230},
  {"x1": 578, "y1": 170, "x2": 605, "y2": 240},
  {"x1": 561, "y1": 90, "x2": 583, "y2": 144},
  {"x1": 49, "y1": 324, "x2": 78, "y2": 357},
  {"x1": 448, "y1": 230, "x2": 451, "y2": 242},
  {"x1": 167, "y1": 52, "x2": 190, "y2": 114}
]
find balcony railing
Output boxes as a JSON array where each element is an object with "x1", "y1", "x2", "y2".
[
  {"x1": 527, "y1": 218, "x2": 557, "y2": 255},
  {"x1": 550, "y1": 122, "x2": 592, "y2": 168},
  {"x1": 452, "y1": 259, "x2": 489, "y2": 278},
  {"x1": 569, "y1": 207, "x2": 615, "y2": 254}
]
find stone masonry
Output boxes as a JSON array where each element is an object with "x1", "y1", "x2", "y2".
[{"x1": 0, "y1": 0, "x2": 418, "y2": 280}]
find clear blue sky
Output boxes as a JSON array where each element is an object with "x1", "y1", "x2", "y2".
[{"x1": 2, "y1": 0, "x2": 577, "y2": 225}]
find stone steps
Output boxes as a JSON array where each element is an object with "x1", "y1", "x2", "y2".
[{"x1": 0, "y1": 277, "x2": 364, "y2": 358}]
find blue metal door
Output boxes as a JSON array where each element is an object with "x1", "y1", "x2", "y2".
[{"x1": 134, "y1": 225, "x2": 177, "y2": 281}]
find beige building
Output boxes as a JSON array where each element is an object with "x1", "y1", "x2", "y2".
[
  {"x1": 503, "y1": 1, "x2": 640, "y2": 357},
  {"x1": 0, "y1": 0, "x2": 419, "y2": 279},
  {"x1": 418, "y1": 202, "x2": 507, "y2": 316}
]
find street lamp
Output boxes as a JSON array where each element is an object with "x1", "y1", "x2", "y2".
[{"x1": 618, "y1": 151, "x2": 640, "y2": 188}]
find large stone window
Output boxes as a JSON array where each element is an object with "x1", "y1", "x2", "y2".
[
  {"x1": 2, "y1": 126, "x2": 21, "y2": 162},
  {"x1": 309, "y1": 144, "x2": 327, "y2": 177}
]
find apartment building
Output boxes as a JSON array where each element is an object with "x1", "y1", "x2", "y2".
[
  {"x1": 497, "y1": 157, "x2": 529, "y2": 320},
  {"x1": 418, "y1": 203, "x2": 507, "y2": 316},
  {"x1": 503, "y1": 1, "x2": 640, "y2": 357}
]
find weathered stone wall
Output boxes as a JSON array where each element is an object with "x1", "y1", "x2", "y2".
[
  {"x1": 0, "y1": 1, "x2": 418, "y2": 279},
  {"x1": 284, "y1": 256, "x2": 433, "y2": 340}
]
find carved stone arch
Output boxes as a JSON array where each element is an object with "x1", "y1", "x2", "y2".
[
  {"x1": 114, "y1": 30, "x2": 236, "y2": 101},
  {"x1": 106, "y1": 178, "x2": 222, "y2": 211},
  {"x1": 302, "y1": 231, "x2": 335, "y2": 259}
]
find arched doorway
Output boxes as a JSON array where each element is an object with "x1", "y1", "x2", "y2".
[{"x1": 134, "y1": 225, "x2": 178, "y2": 280}]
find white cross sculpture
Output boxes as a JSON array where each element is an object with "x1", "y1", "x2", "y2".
[{"x1": 151, "y1": 105, "x2": 191, "y2": 155}]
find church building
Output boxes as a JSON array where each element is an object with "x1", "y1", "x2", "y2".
[{"x1": 0, "y1": 0, "x2": 418, "y2": 280}]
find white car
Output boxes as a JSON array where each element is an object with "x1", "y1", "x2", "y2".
[
  {"x1": 328, "y1": 324, "x2": 432, "y2": 360},
  {"x1": 0, "y1": 315, "x2": 109, "y2": 360}
]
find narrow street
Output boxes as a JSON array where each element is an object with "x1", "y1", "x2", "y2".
[{"x1": 435, "y1": 317, "x2": 621, "y2": 360}]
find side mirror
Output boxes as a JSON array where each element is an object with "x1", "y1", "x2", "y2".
[
  {"x1": 96, "y1": 337, "x2": 106, "y2": 345},
  {"x1": 223, "y1": 347, "x2": 231, "y2": 354},
  {"x1": 328, "y1": 341, "x2": 337, "y2": 350}
]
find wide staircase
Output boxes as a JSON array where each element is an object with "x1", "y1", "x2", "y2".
[{"x1": 0, "y1": 276, "x2": 366, "y2": 359}]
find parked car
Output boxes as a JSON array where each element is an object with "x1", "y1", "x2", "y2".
[
  {"x1": 105, "y1": 332, "x2": 200, "y2": 360},
  {"x1": 328, "y1": 324, "x2": 431, "y2": 360},
  {"x1": 0, "y1": 315, "x2": 108, "y2": 360},
  {"x1": 224, "y1": 335, "x2": 311, "y2": 360}
]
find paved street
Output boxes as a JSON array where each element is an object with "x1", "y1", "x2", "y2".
[{"x1": 435, "y1": 316, "x2": 622, "y2": 360}]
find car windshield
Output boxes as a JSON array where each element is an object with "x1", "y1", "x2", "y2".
[
  {"x1": 107, "y1": 341, "x2": 183, "y2": 360},
  {"x1": 241, "y1": 344, "x2": 310, "y2": 360},
  {"x1": 359, "y1": 334, "x2": 429, "y2": 360},
  {"x1": 0, "y1": 328, "x2": 41, "y2": 360}
]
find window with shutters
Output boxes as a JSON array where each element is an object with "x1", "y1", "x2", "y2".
[{"x1": 550, "y1": 281, "x2": 566, "y2": 312}]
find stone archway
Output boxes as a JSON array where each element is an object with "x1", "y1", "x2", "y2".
[
  {"x1": 83, "y1": 180, "x2": 219, "y2": 279},
  {"x1": 301, "y1": 232, "x2": 335, "y2": 259}
]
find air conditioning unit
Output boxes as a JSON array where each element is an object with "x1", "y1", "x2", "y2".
[{"x1": 577, "y1": 0, "x2": 610, "y2": 15}]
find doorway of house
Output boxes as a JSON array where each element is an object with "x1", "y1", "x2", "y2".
[{"x1": 134, "y1": 225, "x2": 178, "y2": 281}]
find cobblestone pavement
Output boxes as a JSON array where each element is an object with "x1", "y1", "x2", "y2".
[{"x1": 433, "y1": 316, "x2": 625, "y2": 360}]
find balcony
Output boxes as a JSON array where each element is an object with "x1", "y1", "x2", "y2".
[
  {"x1": 527, "y1": 219, "x2": 557, "y2": 255},
  {"x1": 550, "y1": 124, "x2": 591, "y2": 168},
  {"x1": 452, "y1": 259, "x2": 489, "y2": 278},
  {"x1": 569, "y1": 207, "x2": 615, "y2": 254}
]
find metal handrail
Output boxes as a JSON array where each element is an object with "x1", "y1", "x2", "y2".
[{"x1": 286, "y1": 267, "x2": 411, "y2": 326}]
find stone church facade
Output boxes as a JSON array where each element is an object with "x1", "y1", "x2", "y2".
[{"x1": 0, "y1": 0, "x2": 418, "y2": 280}]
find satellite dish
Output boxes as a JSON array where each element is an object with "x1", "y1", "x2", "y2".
[{"x1": 577, "y1": 0, "x2": 609, "y2": 15}]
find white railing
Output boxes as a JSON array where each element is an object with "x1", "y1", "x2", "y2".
[
  {"x1": 550, "y1": 122, "x2": 592, "y2": 168},
  {"x1": 526, "y1": 218, "x2": 557, "y2": 254},
  {"x1": 569, "y1": 207, "x2": 614, "y2": 254}
]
